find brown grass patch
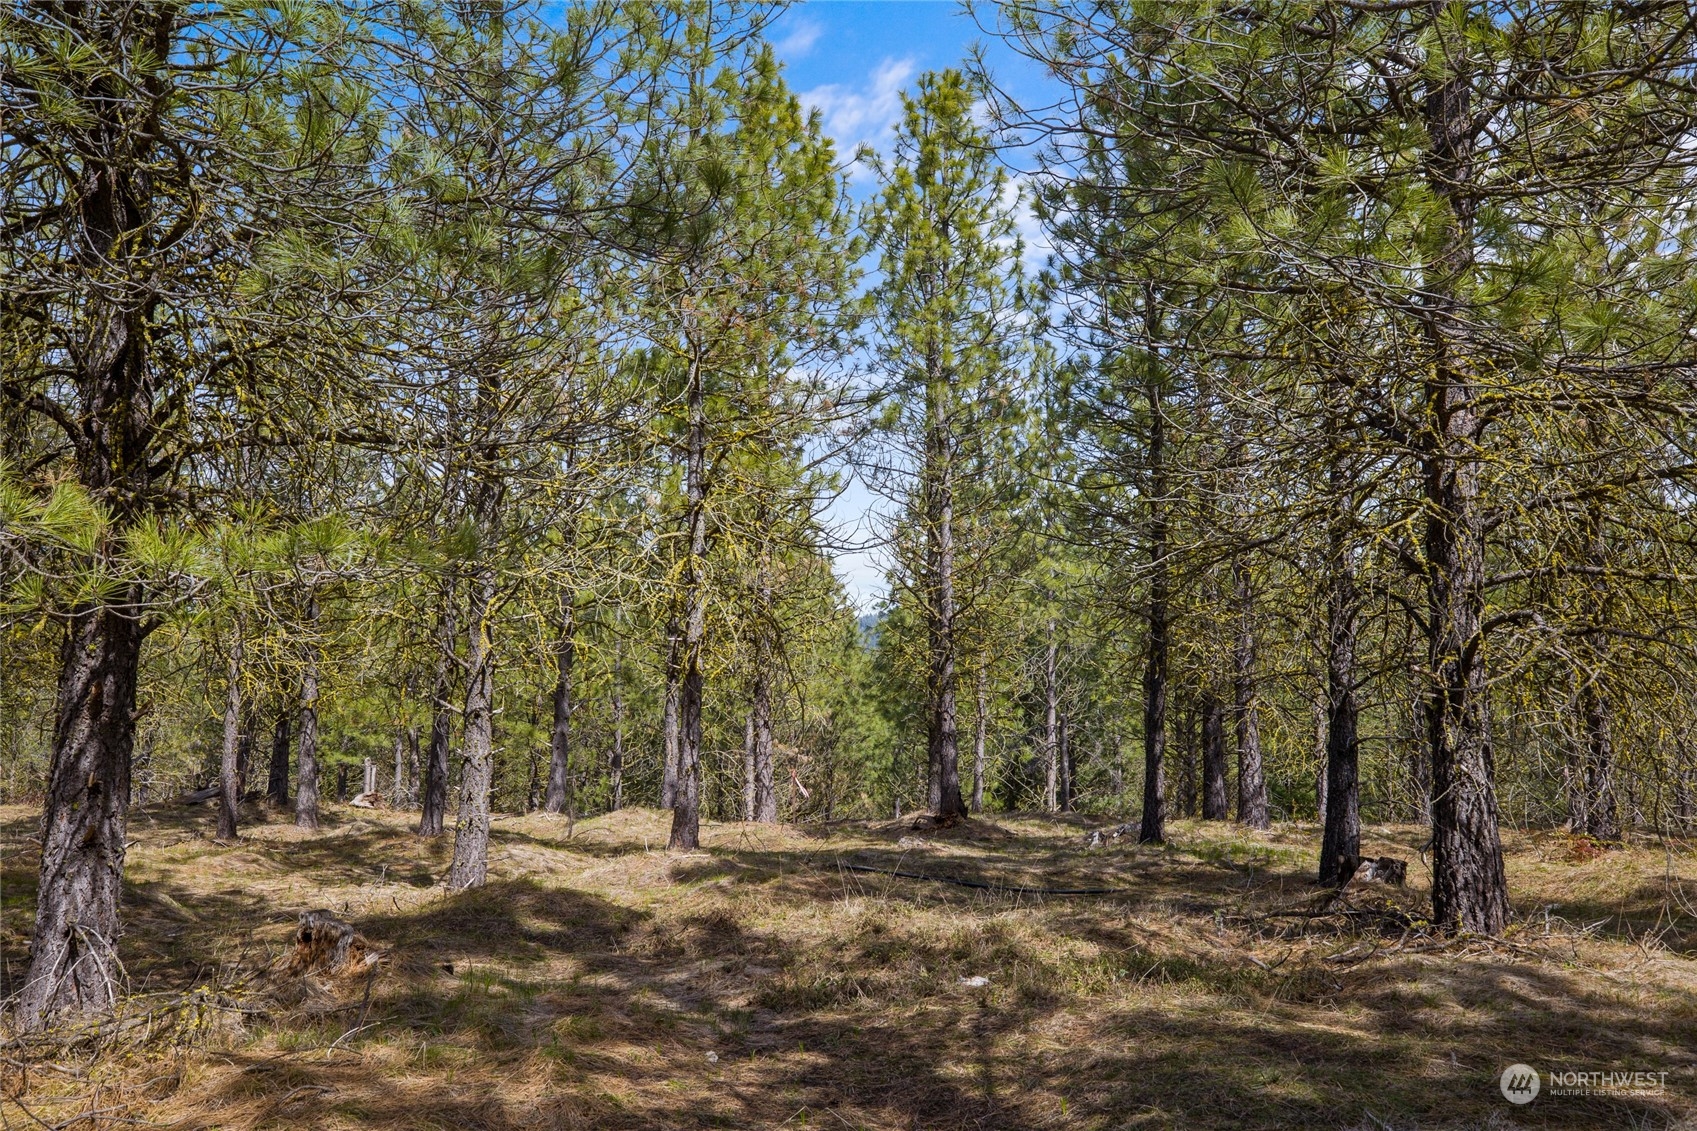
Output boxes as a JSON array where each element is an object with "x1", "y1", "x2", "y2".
[{"x1": 1, "y1": 804, "x2": 1694, "y2": 1129}]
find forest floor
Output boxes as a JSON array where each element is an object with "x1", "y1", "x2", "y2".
[{"x1": 1, "y1": 804, "x2": 1695, "y2": 1130}]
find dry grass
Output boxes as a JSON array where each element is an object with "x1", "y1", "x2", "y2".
[{"x1": 2, "y1": 803, "x2": 1695, "y2": 1129}]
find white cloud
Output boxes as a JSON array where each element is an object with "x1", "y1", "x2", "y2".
[
  {"x1": 799, "y1": 57, "x2": 916, "y2": 175},
  {"x1": 773, "y1": 18, "x2": 822, "y2": 60}
]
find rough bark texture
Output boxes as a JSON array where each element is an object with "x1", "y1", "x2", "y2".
[
  {"x1": 1420, "y1": 29, "x2": 1510, "y2": 934},
  {"x1": 742, "y1": 711, "x2": 757, "y2": 822},
  {"x1": 17, "y1": 606, "x2": 142, "y2": 1028},
  {"x1": 217, "y1": 635, "x2": 243, "y2": 841},
  {"x1": 1139, "y1": 379, "x2": 1169, "y2": 845},
  {"x1": 1200, "y1": 692, "x2": 1228, "y2": 820},
  {"x1": 1233, "y1": 560, "x2": 1270, "y2": 829},
  {"x1": 295, "y1": 602, "x2": 321, "y2": 831},
  {"x1": 15, "y1": 5, "x2": 163, "y2": 1028},
  {"x1": 1579, "y1": 681, "x2": 1620, "y2": 842},
  {"x1": 447, "y1": 598, "x2": 493, "y2": 885},
  {"x1": 542, "y1": 603, "x2": 576, "y2": 814},
  {"x1": 448, "y1": 564, "x2": 497, "y2": 891},
  {"x1": 660, "y1": 624, "x2": 681, "y2": 810},
  {"x1": 419, "y1": 596, "x2": 457, "y2": 837},
  {"x1": 1318, "y1": 502, "x2": 1361, "y2": 885}
]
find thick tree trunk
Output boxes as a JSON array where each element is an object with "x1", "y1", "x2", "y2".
[
  {"x1": 1200, "y1": 692, "x2": 1228, "y2": 820},
  {"x1": 972, "y1": 665, "x2": 988, "y2": 813},
  {"x1": 1421, "y1": 37, "x2": 1511, "y2": 934},
  {"x1": 419, "y1": 591, "x2": 457, "y2": 837},
  {"x1": 1234, "y1": 560, "x2": 1270, "y2": 829},
  {"x1": 448, "y1": 564, "x2": 497, "y2": 890},
  {"x1": 17, "y1": 605, "x2": 143, "y2": 1029},
  {"x1": 671, "y1": 354, "x2": 708, "y2": 851},
  {"x1": 1043, "y1": 621, "x2": 1059, "y2": 812},
  {"x1": 1318, "y1": 496, "x2": 1361, "y2": 884},
  {"x1": 295, "y1": 600, "x2": 321, "y2": 831},
  {"x1": 1139, "y1": 380, "x2": 1169, "y2": 845},
  {"x1": 217, "y1": 634, "x2": 244, "y2": 841},
  {"x1": 660, "y1": 624, "x2": 681, "y2": 810},
  {"x1": 542, "y1": 603, "x2": 576, "y2": 814},
  {"x1": 268, "y1": 709, "x2": 291, "y2": 807}
]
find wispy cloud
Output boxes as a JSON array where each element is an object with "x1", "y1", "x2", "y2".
[
  {"x1": 799, "y1": 57, "x2": 916, "y2": 173},
  {"x1": 773, "y1": 18, "x2": 823, "y2": 60}
]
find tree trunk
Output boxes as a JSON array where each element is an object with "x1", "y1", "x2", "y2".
[
  {"x1": 742, "y1": 709, "x2": 757, "y2": 821},
  {"x1": 1579, "y1": 681, "x2": 1620, "y2": 842},
  {"x1": 610, "y1": 641, "x2": 624, "y2": 812},
  {"x1": 972, "y1": 665, "x2": 988, "y2": 813},
  {"x1": 1200, "y1": 692, "x2": 1228, "y2": 820},
  {"x1": 924, "y1": 356, "x2": 967, "y2": 822},
  {"x1": 1234, "y1": 559, "x2": 1270, "y2": 829},
  {"x1": 1139, "y1": 376, "x2": 1169, "y2": 845},
  {"x1": 17, "y1": 605, "x2": 143, "y2": 1029},
  {"x1": 1043, "y1": 620, "x2": 1059, "y2": 812},
  {"x1": 268, "y1": 709, "x2": 291, "y2": 807},
  {"x1": 542, "y1": 602, "x2": 576, "y2": 814},
  {"x1": 750, "y1": 551, "x2": 778, "y2": 823},
  {"x1": 1058, "y1": 712, "x2": 1074, "y2": 812},
  {"x1": 1318, "y1": 503, "x2": 1361, "y2": 885},
  {"x1": 448, "y1": 563, "x2": 497, "y2": 890},
  {"x1": 1420, "y1": 37, "x2": 1511, "y2": 934},
  {"x1": 661, "y1": 624, "x2": 681, "y2": 810},
  {"x1": 670, "y1": 352, "x2": 708, "y2": 851},
  {"x1": 217, "y1": 634, "x2": 244, "y2": 840},
  {"x1": 295, "y1": 598, "x2": 321, "y2": 831},
  {"x1": 419, "y1": 590, "x2": 457, "y2": 837}
]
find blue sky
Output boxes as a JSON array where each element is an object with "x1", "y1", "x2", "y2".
[{"x1": 766, "y1": 1, "x2": 1053, "y2": 612}]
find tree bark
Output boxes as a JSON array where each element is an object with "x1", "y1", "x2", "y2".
[
  {"x1": 1043, "y1": 620, "x2": 1059, "y2": 812},
  {"x1": 448, "y1": 563, "x2": 497, "y2": 890},
  {"x1": 750, "y1": 549, "x2": 778, "y2": 823},
  {"x1": 609, "y1": 641, "x2": 624, "y2": 812},
  {"x1": 1233, "y1": 559, "x2": 1270, "y2": 829},
  {"x1": 542, "y1": 602, "x2": 576, "y2": 814},
  {"x1": 1059, "y1": 712, "x2": 1074, "y2": 812},
  {"x1": 1139, "y1": 375, "x2": 1169, "y2": 845},
  {"x1": 660, "y1": 623, "x2": 681, "y2": 810},
  {"x1": 924, "y1": 350, "x2": 967, "y2": 822},
  {"x1": 217, "y1": 633, "x2": 244, "y2": 840},
  {"x1": 1420, "y1": 30, "x2": 1510, "y2": 934},
  {"x1": 17, "y1": 605, "x2": 143, "y2": 1028},
  {"x1": 742, "y1": 710, "x2": 757, "y2": 822},
  {"x1": 1318, "y1": 491, "x2": 1361, "y2": 885},
  {"x1": 419, "y1": 591, "x2": 457, "y2": 837},
  {"x1": 295, "y1": 597, "x2": 321, "y2": 831},
  {"x1": 972, "y1": 665, "x2": 988, "y2": 813},
  {"x1": 670, "y1": 351, "x2": 708, "y2": 850},
  {"x1": 1200, "y1": 692, "x2": 1228, "y2": 820}
]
